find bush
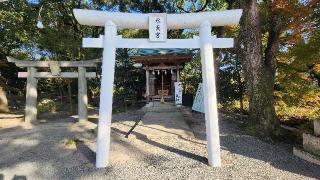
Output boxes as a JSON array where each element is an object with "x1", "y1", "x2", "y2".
[{"x1": 37, "y1": 98, "x2": 59, "y2": 113}]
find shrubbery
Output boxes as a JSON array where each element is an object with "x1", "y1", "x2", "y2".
[{"x1": 37, "y1": 98, "x2": 59, "y2": 113}]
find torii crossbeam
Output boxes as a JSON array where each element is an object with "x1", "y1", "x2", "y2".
[{"x1": 73, "y1": 8, "x2": 242, "y2": 168}]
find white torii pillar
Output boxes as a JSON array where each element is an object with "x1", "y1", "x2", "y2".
[
  {"x1": 73, "y1": 9, "x2": 242, "y2": 168},
  {"x1": 200, "y1": 21, "x2": 221, "y2": 166},
  {"x1": 95, "y1": 20, "x2": 117, "y2": 167}
]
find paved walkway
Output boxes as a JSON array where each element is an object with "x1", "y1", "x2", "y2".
[
  {"x1": 114, "y1": 102, "x2": 194, "y2": 138},
  {"x1": 0, "y1": 102, "x2": 319, "y2": 179}
]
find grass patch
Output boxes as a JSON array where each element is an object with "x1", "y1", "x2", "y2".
[
  {"x1": 65, "y1": 139, "x2": 76, "y2": 146},
  {"x1": 242, "y1": 124, "x2": 258, "y2": 136},
  {"x1": 65, "y1": 138, "x2": 84, "y2": 147}
]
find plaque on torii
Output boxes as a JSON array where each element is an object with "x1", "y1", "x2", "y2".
[{"x1": 73, "y1": 8, "x2": 242, "y2": 168}]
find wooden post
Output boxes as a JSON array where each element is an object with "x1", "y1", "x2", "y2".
[
  {"x1": 200, "y1": 21, "x2": 221, "y2": 167},
  {"x1": 25, "y1": 67, "x2": 37, "y2": 123},
  {"x1": 78, "y1": 67, "x2": 88, "y2": 121},
  {"x1": 171, "y1": 69, "x2": 176, "y2": 97},
  {"x1": 150, "y1": 72, "x2": 155, "y2": 96},
  {"x1": 160, "y1": 71, "x2": 164, "y2": 103},
  {"x1": 145, "y1": 66, "x2": 150, "y2": 102},
  {"x1": 176, "y1": 65, "x2": 180, "y2": 82}
]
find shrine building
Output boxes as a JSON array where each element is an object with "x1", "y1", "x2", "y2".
[{"x1": 131, "y1": 49, "x2": 192, "y2": 102}]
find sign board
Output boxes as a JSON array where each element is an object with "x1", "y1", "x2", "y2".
[
  {"x1": 174, "y1": 82, "x2": 183, "y2": 105},
  {"x1": 192, "y1": 83, "x2": 204, "y2": 113},
  {"x1": 148, "y1": 13, "x2": 167, "y2": 42}
]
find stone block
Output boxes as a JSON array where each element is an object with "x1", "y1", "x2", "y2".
[
  {"x1": 293, "y1": 147, "x2": 320, "y2": 166},
  {"x1": 0, "y1": 87, "x2": 9, "y2": 113},
  {"x1": 314, "y1": 120, "x2": 320, "y2": 136},
  {"x1": 303, "y1": 133, "x2": 320, "y2": 156}
]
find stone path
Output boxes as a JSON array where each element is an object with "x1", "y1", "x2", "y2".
[
  {"x1": 0, "y1": 102, "x2": 319, "y2": 179},
  {"x1": 115, "y1": 102, "x2": 194, "y2": 138}
]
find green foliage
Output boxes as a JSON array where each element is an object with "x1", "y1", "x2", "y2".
[
  {"x1": 65, "y1": 138, "x2": 76, "y2": 146},
  {"x1": 274, "y1": 7, "x2": 320, "y2": 121},
  {"x1": 113, "y1": 49, "x2": 145, "y2": 104},
  {"x1": 218, "y1": 52, "x2": 245, "y2": 108},
  {"x1": 180, "y1": 53, "x2": 202, "y2": 95},
  {"x1": 65, "y1": 138, "x2": 83, "y2": 147},
  {"x1": 37, "y1": 98, "x2": 59, "y2": 113}
]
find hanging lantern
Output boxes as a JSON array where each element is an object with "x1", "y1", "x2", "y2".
[{"x1": 152, "y1": 70, "x2": 155, "y2": 75}]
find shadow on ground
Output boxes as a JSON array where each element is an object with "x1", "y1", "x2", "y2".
[
  {"x1": 0, "y1": 105, "x2": 319, "y2": 179},
  {"x1": 111, "y1": 127, "x2": 208, "y2": 164}
]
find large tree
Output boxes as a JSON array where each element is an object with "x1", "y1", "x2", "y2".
[
  {"x1": 237, "y1": 0, "x2": 280, "y2": 135},
  {"x1": 236, "y1": 0, "x2": 316, "y2": 135}
]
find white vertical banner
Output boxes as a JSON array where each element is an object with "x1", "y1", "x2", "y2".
[
  {"x1": 192, "y1": 83, "x2": 204, "y2": 113},
  {"x1": 148, "y1": 13, "x2": 167, "y2": 42},
  {"x1": 174, "y1": 82, "x2": 183, "y2": 105}
]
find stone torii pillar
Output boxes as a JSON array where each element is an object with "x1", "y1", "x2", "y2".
[
  {"x1": 78, "y1": 66, "x2": 88, "y2": 121},
  {"x1": 7, "y1": 57, "x2": 100, "y2": 123},
  {"x1": 25, "y1": 67, "x2": 37, "y2": 123},
  {"x1": 73, "y1": 8, "x2": 242, "y2": 168}
]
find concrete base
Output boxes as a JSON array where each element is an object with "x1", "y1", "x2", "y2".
[
  {"x1": 293, "y1": 147, "x2": 320, "y2": 166},
  {"x1": 314, "y1": 120, "x2": 320, "y2": 136},
  {"x1": 303, "y1": 133, "x2": 320, "y2": 156}
]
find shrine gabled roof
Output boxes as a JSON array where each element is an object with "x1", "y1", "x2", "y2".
[
  {"x1": 130, "y1": 48, "x2": 193, "y2": 64},
  {"x1": 131, "y1": 48, "x2": 191, "y2": 56}
]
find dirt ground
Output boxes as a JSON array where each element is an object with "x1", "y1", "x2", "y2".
[{"x1": 0, "y1": 102, "x2": 319, "y2": 179}]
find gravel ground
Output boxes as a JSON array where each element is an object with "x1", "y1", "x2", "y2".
[{"x1": 0, "y1": 103, "x2": 319, "y2": 180}]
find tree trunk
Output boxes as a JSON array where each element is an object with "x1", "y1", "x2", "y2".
[
  {"x1": 0, "y1": 86, "x2": 9, "y2": 113},
  {"x1": 237, "y1": 0, "x2": 280, "y2": 135}
]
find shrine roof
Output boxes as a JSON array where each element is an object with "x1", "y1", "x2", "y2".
[
  {"x1": 130, "y1": 49, "x2": 193, "y2": 64},
  {"x1": 132, "y1": 49, "x2": 191, "y2": 56}
]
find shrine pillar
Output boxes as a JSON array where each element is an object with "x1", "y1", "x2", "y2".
[
  {"x1": 176, "y1": 66, "x2": 180, "y2": 82},
  {"x1": 25, "y1": 67, "x2": 38, "y2": 123},
  {"x1": 145, "y1": 67, "x2": 150, "y2": 102},
  {"x1": 78, "y1": 67, "x2": 88, "y2": 121},
  {"x1": 149, "y1": 72, "x2": 155, "y2": 97},
  {"x1": 171, "y1": 69, "x2": 176, "y2": 97}
]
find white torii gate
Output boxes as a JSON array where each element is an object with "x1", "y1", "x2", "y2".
[{"x1": 73, "y1": 8, "x2": 242, "y2": 168}]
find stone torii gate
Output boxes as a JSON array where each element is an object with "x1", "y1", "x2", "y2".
[
  {"x1": 73, "y1": 8, "x2": 242, "y2": 168},
  {"x1": 7, "y1": 57, "x2": 100, "y2": 123}
]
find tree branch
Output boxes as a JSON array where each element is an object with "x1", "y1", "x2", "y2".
[
  {"x1": 177, "y1": 0, "x2": 209, "y2": 13},
  {"x1": 264, "y1": 11, "x2": 282, "y2": 74}
]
